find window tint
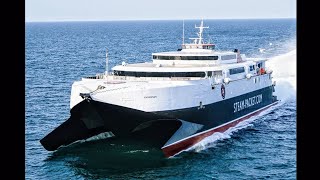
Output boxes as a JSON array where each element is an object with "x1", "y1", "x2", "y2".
[
  {"x1": 153, "y1": 55, "x2": 218, "y2": 60},
  {"x1": 114, "y1": 71, "x2": 206, "y2": 78},
  {"x1": 229, "y1": 67, "x2": 245, "y2": 75}
]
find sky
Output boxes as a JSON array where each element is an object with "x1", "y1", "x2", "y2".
[{"x1": 26, "y1": 0, "x2": 296, "y2": 22}]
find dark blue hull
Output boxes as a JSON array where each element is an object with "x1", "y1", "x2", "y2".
[
  {"x1": 155, "y1": 86, "x2": 275, "y2": 131},
  {"x1": 40, "y1": 85, "x2": 277, "y2": 156}
]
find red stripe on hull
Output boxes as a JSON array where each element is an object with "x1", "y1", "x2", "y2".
[{"x1": 162, "y1": 102, "x2": 278, "y2": 157}]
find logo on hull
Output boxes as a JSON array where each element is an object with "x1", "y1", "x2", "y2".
[
  {"x1": 234, "y1": 94, "x2": 263, "y2": 113},
  {"x1": 221, "y1": 84, "x2": 225, "y2": 99}
]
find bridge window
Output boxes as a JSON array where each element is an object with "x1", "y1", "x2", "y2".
[
  {"x1": 203, "y1": 45, "x2": 215, "y2": 49},
  {"x1": 229, "y1": 67, "x2": 245, "y2": 75},
  {"x1": 153, "y1": 55, "x2": 218, "y2": 60}
]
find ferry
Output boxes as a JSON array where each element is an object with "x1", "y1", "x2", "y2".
[{"x1": 40, "y1": 20, "x2": 278, "y2": 157}]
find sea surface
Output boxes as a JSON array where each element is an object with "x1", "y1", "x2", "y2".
[{"x1": 26, "y1": 19, "x2": 296, "y2": 179}]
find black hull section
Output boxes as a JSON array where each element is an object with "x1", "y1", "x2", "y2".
[
  {"x1": 40, "y1": 99, "x2": 179, "y2": 151},
  {"x1": 40, "y1": 85, "x2": 276, "y2": 152},
  {"x1": 155, "y1": 86, "x2": 274, "y2": 131},
  {"x1": 40, "y1": 116, "x2": 106, "y2": 151},
  {"x1": 88, "y1": 100, "x2": 177, "y2": 136},
  {"x1": 40, "y1": 100, "x2": 108, "y2": 151}
]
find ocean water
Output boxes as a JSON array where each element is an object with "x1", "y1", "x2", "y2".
[{"x1": 26, "y1": 19, "x2": 296, "y2": 179}]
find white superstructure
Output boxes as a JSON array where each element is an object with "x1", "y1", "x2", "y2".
[{"x1": 70, "y1": 19, "x2": 273, "y2": 113}]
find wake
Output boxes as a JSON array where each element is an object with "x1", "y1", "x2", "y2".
[
  {"x1": 179, "y1": 49, "x2": 297, "y2": 156},
  {"x1": 266, "y1": 49, "x2": 296, "y2": 101}
]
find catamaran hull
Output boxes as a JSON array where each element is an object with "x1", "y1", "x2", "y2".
[{"x1": 40, "y1": 85, "x2": 277, "y2": 157}]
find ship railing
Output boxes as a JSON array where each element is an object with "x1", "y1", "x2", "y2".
[{"x1": 211, "y1": 72, "x2": 272, "y2": 85}]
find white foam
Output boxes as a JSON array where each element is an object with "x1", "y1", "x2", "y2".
[
  {"x1": 266, "y1": 49, "x2": 296, "y2": 101},
  {"x1": 83, "y1": 131, "x2": 115, "y2": 142}
]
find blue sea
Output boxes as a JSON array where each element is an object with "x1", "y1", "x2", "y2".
[{"x1": 26, "y1": 19, "x2": 296, "y2": 179}]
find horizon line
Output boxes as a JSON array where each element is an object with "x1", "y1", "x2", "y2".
[{"x1": 25, "y1": 17, "x2": 296, "y2": 23}]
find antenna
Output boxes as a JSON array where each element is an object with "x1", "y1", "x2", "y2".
[
  {"x1": 182, "y1": 19, "x2": 185, "y2": 44},
  {"x1": 105, "y1": 49, "x2": 108, "y2": 75},
  {"x1": 194, "y1": 18, "x2": 209, "y2": 44}
]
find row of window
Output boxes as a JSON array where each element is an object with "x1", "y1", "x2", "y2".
[
  {"x1": 181, "y1": 45, "x2": 215, "y2": 49},
  {"x1": 113, "y1": 71, "x2": 206, "y2": 78},
  {"x1": 114, "y1": 66, "x2": 247, "y2": 78},
  {"x1": 152, "y1": 55, "x2": 238, "y2": 61},
  {"x1": 153, "y1": 55, "x2": 219, "y2": 60}
]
